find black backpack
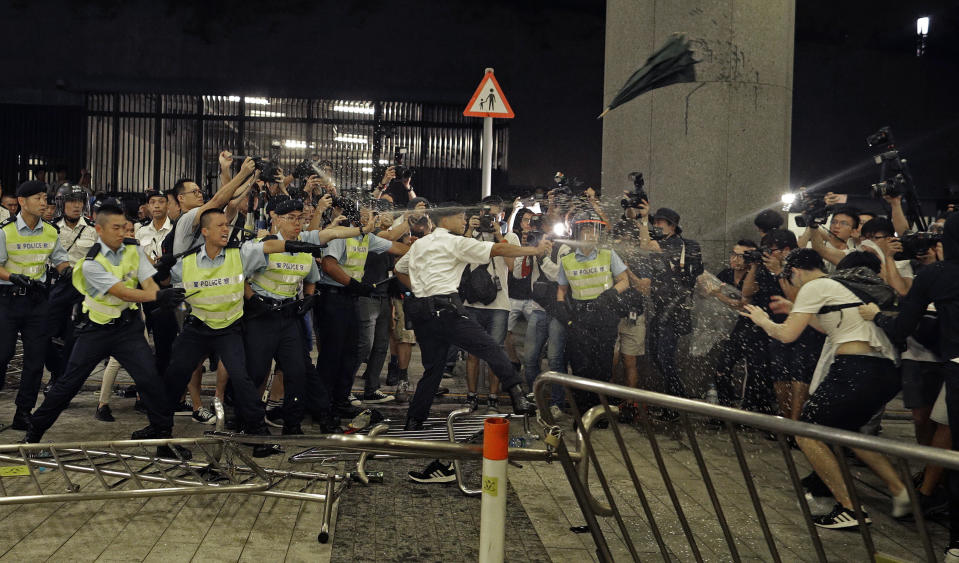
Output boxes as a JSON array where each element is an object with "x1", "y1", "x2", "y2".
[{"x1": 459, "y1": 263, "x2": 498, "y2": 305}]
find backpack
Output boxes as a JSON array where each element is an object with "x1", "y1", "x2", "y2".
[
  {"x1": 818, "y1": 267, "x2": 896, "y2": 314},
  {"x1": 459, "y1": 262, "x2": 498, "y2": 305}
]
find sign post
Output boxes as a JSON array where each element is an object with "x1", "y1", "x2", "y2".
[{"x1": 464, "y1": 68, "x2": 514, "y2": 198}]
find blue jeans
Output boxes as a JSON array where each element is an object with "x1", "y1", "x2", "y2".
[
  {"x1": 522, "y1": 310, "x2": 567, "y2": 395},
  {"x1": 465, "y1": 307, "x2": 508, "y2": 345}
]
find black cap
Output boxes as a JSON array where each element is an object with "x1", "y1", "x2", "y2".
[
  {"x1": 94, "y1": 197, "x2": 122, "y2": 212},
  {"x1": 274, "y1": 198, "x2": 304, "y2": 216},
  {"x1": 265, "y1": 194, "x2": 291, "y2": 215},
  {"x1": 144, "y1": 189, "x2": 164, "y2": 201},
  {"x1": 63, "y1": 185, "x2": 88, "y2": 201},
  {"x1": 16, "y1": 181, "x2": 46, "y2": 199},
  {"x1": 652, "y1": 207, "x2": 682, "y2": 234}
]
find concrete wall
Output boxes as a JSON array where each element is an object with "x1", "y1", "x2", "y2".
[{"x1": 602, "y1": 0, "x2": 795, "y2": 269}]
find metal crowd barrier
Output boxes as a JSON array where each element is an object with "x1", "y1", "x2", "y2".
[
  {"x1": 533, "y1": 371, "x2": 959, "y2": 563},
  {"x1": 0, "y1": 402, "x2": 566, "y2": 545}
]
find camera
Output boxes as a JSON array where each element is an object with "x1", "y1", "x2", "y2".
[
  {"x1": 894, "y1": 232, "x2": 942, "y2": 261},
  {"x1": 620, "y1": 172, "x2": 649, "y2": 209},
  {"x1": 292, "y1": 159, "x2": 325, "y2": 180},
  {"x1": 476, "y1": 206, "x2": 498, "y2": 233},
  {"x1": 786, "y1": 187, "x2": 828, "y2": 228},
  {"x1": 231, "y1": 155, "x2": 266, "y2": 171},
  {"x1": 866, "y1": 126, "x2": 893, "y2": 148},
  {"x1": 871, "y1": 173, "x2": 905, "y2": 198},
  {"x1": 333, "y1": 198, "x2": 362, "y2": 227},
  {"x1": 648, "y1": 225, "x2": 666, "y2": 241},
  {"x1": 525, "y1": 214, "x2": 546, "y2": 247},
  {"x1": 743, "y1": 249, "x2": 764, "y2": 264}
]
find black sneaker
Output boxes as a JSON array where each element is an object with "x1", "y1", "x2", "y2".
[
  {"x1": 94, "y1": 404, "x2": 116, "y2": 422},
  {"x1": 11, "y1": 408, "x2": 31, "y2": 431},
  {"x1": 813, "y1": 503, "x2": 871, "y2": 529},
  {"x1": 487, "y1": 396, "x2": 499, "y2": 411},
  {"x1": 408, "y1": 459, "x2": 456, "y2": 484},
  {"x1": 465, "y1": 394, "x2": 479, "y2": 412},
  {"x1": 919, "y1": 490, "x2": 950, "y2": 518},
  {"x1": 362, "y1": 390, "x2": 395, "y2": 404},
  {"x1": 173, "y1": 401, "x2": 193, "y2": 416}
]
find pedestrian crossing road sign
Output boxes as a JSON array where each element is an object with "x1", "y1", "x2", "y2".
[{"x1": 464, "y1": 69, "x2": 514, "y2": 119}]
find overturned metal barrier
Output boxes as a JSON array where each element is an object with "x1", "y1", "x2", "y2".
[{"x1": 533, "y1": 371, "x2": 959, "y2": 563}]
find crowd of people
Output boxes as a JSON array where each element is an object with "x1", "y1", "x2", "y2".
[{"x1": 2, "y1": 155, "x2": 959, "y2": 556}]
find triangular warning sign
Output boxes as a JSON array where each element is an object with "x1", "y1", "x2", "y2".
[{"x1": 464, "y1": 71, "x2": 514, "y2": 118}]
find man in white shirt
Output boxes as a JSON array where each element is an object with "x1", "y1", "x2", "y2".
[
  {"x1": 56, "y1": 186, "x2": 97, "y2": 265},
  {"x1": 135, "y1": 190, "x2": 173, "y2": 263},
  {"x1": 393, "y1": 203, "x2": 549, "y2": 431}
]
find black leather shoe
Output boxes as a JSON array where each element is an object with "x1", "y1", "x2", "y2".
[
  {"x1": 404, "y1": 419, "x2": 425, "y2": 431},
  {"x1": 319, "y1": 418, "x2": 344, "y2": 434},
  {"x1": 11, "y1": 408, "x2": 31, "y2": 431},
  {"x1": 245, "y1": 425, "x2": 282, "y2": 458},
  {"x1": 282, "y1": 424, "x2": 304, "y2": 435},
  {"x1": 156, "y1": 444, "x2": 194, "y2": 461},
  {"x1": 95, "y1": 404, "x2": 115, "y2": 422},
  {"x1": 131, "y1": 425, "x2": 193, "y2": 460},
  {"x1": 131, "y1": 424, "x2": 163, "y2": 440},
  {"x1": 506, "y1": 385, "x2": 536, "y2": 416}
]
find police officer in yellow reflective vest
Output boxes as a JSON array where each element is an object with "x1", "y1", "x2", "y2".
[
  {"x1": 310, "y1": 203, "x2": 408, "y2": 418},
  {"x1": 244, "y1": 199, "x2": 320, "y2": 436},
  {"x1": 23, "y1": 204, "x2": 185, "y2": 450},
  {"x1": 0, "y1": 181, "x2": 71, "y2": 430},
  {"x1": 131, "y1": 208, "x2": 327, "y2": 457},
  {"x1": 553, "y1": 210, "x2": 630, "y2": 409}
]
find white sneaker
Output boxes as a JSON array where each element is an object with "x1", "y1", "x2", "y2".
[
  {"x1": 349, "y1": 393, "x2": 362, "y2": 407},
  {"x1": 891, "y1": 489, "x2": 912, "y2": 519},
  {"x1": 944, "y1": 546, "x2": 959, "y2": 563}
]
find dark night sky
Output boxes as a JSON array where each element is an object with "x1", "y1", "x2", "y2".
[{"x1": 1, "y1": 0, "x2": 958, "y2": 201}]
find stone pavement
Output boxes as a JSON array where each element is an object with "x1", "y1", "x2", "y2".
[{"x1": 0, "y1": 343, "x2": 949, "y2": 562}]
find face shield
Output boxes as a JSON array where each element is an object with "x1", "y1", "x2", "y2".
[{"x1": 572, "y1": 219, "x2": 608, "y2": 246}]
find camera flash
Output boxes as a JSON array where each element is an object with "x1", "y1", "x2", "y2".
[
  {"x1": 552, "y1": 223, "x2": 566, "y2": 237},
  {"x1": 780, "y1": 193, "x2": 796, "y2": 205}
]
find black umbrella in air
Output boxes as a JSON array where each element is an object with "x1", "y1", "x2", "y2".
[{"x1": 598, "y1": 33, "x2": 698, "y2": 119}]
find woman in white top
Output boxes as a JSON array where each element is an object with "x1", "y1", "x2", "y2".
[{"x1": 742, "y1": 249, "x2": 910, "y2": 529}]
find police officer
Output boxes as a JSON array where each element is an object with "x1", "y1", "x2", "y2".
[
  {"x1": 44, "y1": 186, "x2": 97, "y2": 385},
  {"x1": 0, "y1": 181, "x2": 71, "y2": 429},
  {"x1": 393, "y1": 203, "x2": 545, "y2": 431},
  {"x1": 552, "y1": 210, "x2": 630, "y2": 411},
  {"x1": 244, "y1": 199, "x2": 320, "y2": 436},
  {"x1": 131, "y1": 208, "x2": 326, "y2": 457},
  {"x1": 310, "y1": 202, "x2": 408, "y2": 418},
  {"x1": 23, "y1": 204, "x2": 184, "y2": 451}
]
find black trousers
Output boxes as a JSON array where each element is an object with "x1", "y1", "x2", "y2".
[
  {"x1": 565, "y1": 308, "x2": 619, "y2": 411},
  {"x1": 407, "y1": 308, "x2": 522, "y2": 423},
  {"x1": 0, "y1": 293, "x2": 50, "y2": 410},
  {"x1": 316, "y1": 290, "x2": 359, "y2": 407},
  {"x1": 710, "y1": 320, "x2": 773, "y2": 410},
  {"x1": 43, "y1": 278, "x2": 81, "y2": 381},
  {"x1": 244, "y1": 310, "x2": 306, "y2": 429},
  {"x1": 145, "y1": 306, "x2": 179, "y2": 376},
  {"x1": 161, "y1": 319, "x2": 263, "y2": 432},
  {"x1": 28, "y1": 316, "x2": 168, "y2": 438}
]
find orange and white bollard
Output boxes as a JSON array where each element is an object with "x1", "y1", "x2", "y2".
[{"x1": 479, "y1": 417, "x2": 509, "y2": 563}]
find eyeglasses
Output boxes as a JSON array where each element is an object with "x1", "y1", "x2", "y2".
[
  {"x1": 187, "y1": 188, "x2": 203, "y2": 197},
  {"x1": 830, "y1": 219, "x2": 853, "y2": 228},
  {"x1": 729, "y1": 252, "x2": 745, "y2": 258}
]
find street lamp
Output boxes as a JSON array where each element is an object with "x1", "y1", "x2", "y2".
[{"x1": 916, "y1": 16, "x2": 929, "y2": 57}]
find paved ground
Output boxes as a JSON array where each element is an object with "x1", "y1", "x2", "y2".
[{"x1": 0, "y1": 338, "x2": 950, "y2": 562}]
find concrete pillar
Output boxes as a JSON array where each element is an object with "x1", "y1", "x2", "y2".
[{"x1": 602, "y1": 0, "x2": 795, "y2": 268}]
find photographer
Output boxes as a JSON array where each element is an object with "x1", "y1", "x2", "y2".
[
  {"x1": 703, "y1": 240, "x2": 772, "y2": 410},
  {"x1": 508, "y1": 209, "x2": 565, "y2": 396},
  {"x1": 460, "y1": 201, "x2": 520, "y2": 411},
  {"x1": 805, "y1": 205, "x2": 860, "y2": 270},
  {"x1": 754, "y1": 209, "x2": 784, "y2": 237},
  {"x1": 646, "y1": 208, "x2": 704, "y2": 401},
  {"x1": 380, "y1": 166, "x2": 416, "y2": 208}
]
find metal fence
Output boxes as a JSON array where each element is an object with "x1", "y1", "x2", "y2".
[
  {"x1": 533, "y1": 371, "x2": 959, "y2": 563},
  {"x1": 83, "y1": 93, "x2": 509, "y2": 201}
]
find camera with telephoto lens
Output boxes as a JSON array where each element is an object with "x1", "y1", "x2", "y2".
[
  {"x1": 292, "y1": 159, "x2": 324, "y2": 180},
  {"x1": 894, "y1": 231, "x2": 942, "y2": 261},
  {"x1": 648, "y1": 225, "x2": 666, "y2": 241},
  {"x1": 871, "y1": 173, "x2": 905, "y2": 198},
  {"x1": 787, "y1": 187, "x2": 828, "y2": 228},
  {"x1": 620, "y1": 172, "x2": 649, "y2": 209},
  {"x1": 230, "y1": 155, "x2": 266, "y2": 172},
  {"x1": 334, "y1": 198, "x2": 362, "y2": 227}
]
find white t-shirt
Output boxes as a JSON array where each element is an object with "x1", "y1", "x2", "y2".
[
  {"x1": 394, "y1": 227, "x2": 494, "y2": 297},
  {"x1": 466, "y1": 232, "x2": 518, "y2": 311},
  {"x1": 792, "y1": 277, "x2": 898, "y2": 392}
]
